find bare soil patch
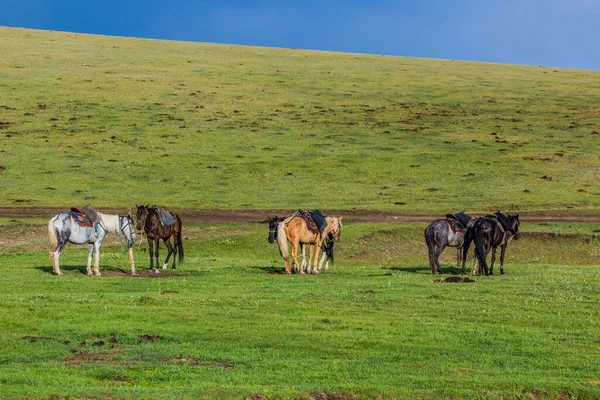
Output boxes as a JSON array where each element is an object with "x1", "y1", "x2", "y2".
[
  {"x1": 63, "y1": 349, "x2": 120, "y2": 365},
  {"x1": 2, "y1": 207, "x2": 599, "y2": 224}
]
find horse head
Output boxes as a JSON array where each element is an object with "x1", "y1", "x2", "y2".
[
  {"x1": 135, "y1": 204, "x2": 149, "y2": 231},
  {"x1": 329, "y1": 217, "x2": 343, "y2": 241},
  {"x1": 495, "y1": 211, "x2": 521, "y2": 240},
  {"x1": 510, "y1": 213, "x2": 521, "y2": 240},
  {"x1": 268, "y1": 216, "x2": 281, "y2": 243},
  {"x1": 121, "y1": 213, "x2": 137, "y2": 247}
]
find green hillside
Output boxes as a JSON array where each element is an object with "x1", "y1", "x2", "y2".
[{"x1": 1, "y1": 27, "x2": 599, "y2": 213}]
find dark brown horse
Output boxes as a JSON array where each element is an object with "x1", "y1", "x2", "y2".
[{"x1": 135, "y1": 205, "x2": 184, "y2": 272}]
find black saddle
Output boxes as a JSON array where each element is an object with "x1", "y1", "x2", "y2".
[{"x1": 295, "y1": 209, "x2": 328, "y2": 234}]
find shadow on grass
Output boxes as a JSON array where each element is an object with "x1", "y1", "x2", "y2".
[
  {"x1": 35, "y1": 265, "x2": 88, "y2": 275},
  {"x1": 35, "y1": 265, "x2": 137, "y2": 276},
  {"x1": 384, "y1": 265, "x2": 465, "y2": 275},
  {"x1": 249, "y1": 265, "x2": 287, "y2": 274}
]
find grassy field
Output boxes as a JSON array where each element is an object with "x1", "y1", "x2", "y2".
[
  {"x1": 0, "y1": 220, "x2": 599, "y2": 399},
  {"x1": 1, "y1": 27, "x2": 599, "y2": 213},
  {"x1": 1, "y1": 26, "x2": 600, "y2": 399}
]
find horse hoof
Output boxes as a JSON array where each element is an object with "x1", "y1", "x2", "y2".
[{"x1": 94, "y1": 272, "x2": 101, "y2": 276}]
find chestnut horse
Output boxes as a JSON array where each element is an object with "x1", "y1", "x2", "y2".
[
  {"x1": 135, "y1": 205, "x2": 184, "y2": 273},
  {"x1": 274, "y1": 215, "x2": 342, "y2": 274}
]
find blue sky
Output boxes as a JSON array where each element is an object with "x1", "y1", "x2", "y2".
[{"x1": 2, "y1": 0, "x2": 600, "y2": 70}]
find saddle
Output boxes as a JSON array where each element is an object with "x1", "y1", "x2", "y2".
[
  {"x1": 150, "y1": 206, "x2": 176, "y2": 228},
  {"x1": 445, "y1": 214, "x2": 466, "y2": 233},
  {"x1": 69, "y1": 205, "x2": 99, "y2": 228},
  {"x1": 294, "y1": 209, "x2": 328, "y2": 234}
]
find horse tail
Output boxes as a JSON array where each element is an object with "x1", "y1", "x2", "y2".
[
  {"x1": 474, "y1": 223, "x2": 488, "y2": 274},
  {"x1": 176, "y1": 217, "x2": 184, "y2": 264},
  {"x1": 424, "y1": 224, "x2": 436, "y2": 274},
  {"x1": 276, "y1": 221, "x2": 289, "y2": 261},
  {"x1": 48, "y1": 217, "x2": 59, "y2": 252}
]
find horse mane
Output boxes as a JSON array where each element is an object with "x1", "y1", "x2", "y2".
[
  {"x1": 454, "y1": 211, "x2": 472, "y2": 227},
  {"x1": 493, "y1": 211, "x2": 515, "y2": 230},
  {"x1": 276, "y1": 220, "x2": 289, "y2": 259}
]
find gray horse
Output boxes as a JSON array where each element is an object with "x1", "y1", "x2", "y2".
[
  {"x1": 48, "y1": 211, "x2": 137, "y2": 276},
  {"x1": 424, "y1": 213, "x2": 472, "y2": 274}
]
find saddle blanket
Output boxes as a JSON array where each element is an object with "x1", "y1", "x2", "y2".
[
  {"x1": 68, "y1": 208, "x2": 93, "y2": 228},
  {"x1": 151, "y1": 206, "x2": 176, "y2": 228},
  {"x1": 295, "y1": 209, "x2": 327, "y2": 234}
]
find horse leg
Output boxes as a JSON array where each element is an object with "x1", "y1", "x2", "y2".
[
  {"x1": 284, "y1": 252, "x2": 291, "y2": 275},
  {"x1": 170, "y1": 237, "x2": 178, "y2": 270},
  {"x1": 499, "y1": 244, "x2": 507, "y2": 275},
  {"x1": 312, "y1": 240, "x2": 321, "y2": 275},
  {"x1": 162, "y1": 238, "x2": 174, "y2": 270},
  {"x1": 461, "y1": 240, "x2": 470, "y2": 274},
  {"x1": 147, "y1": 239, "x2": 154, "y2": 272},
  {"x1": 318, "y1": 249, "x2": 327, "y2": 271},
  {"x1": 300, "y1": 244, "x2": 307, "y2": 273},
  {"x1": 489, "y1": 247, "x2": 497, "y2": 275},
  {"x1": 153, "y1": 238, "x2": 160, "y2": 273},
  {"x1": 86, "y1": 244, "x2": 94, "y2": 275},
  {"x1": 456, "y1": 247, "x2": 462, "y2": 275},
  {"x1": 471, "y1": 253, "x2": 479, "y2": 275},
  {"x1": 425, "y1": 227, "x2": 437, "y2": 274},
  {"x1": 291, "y1": 241, "x2": 302, "y2": 274},
  {"x1": 93, "y1": 242, "x2": 101, "y2": 276},
  {"x1": 52, "y1": 249, "x2": 63, "y2": 276},
  {"x1": 433, "y1": 244, "x2": 444, "y2": 274}
]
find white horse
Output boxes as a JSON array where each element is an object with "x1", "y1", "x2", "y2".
[{"x1": 48, "y1": 211, "x2": 137, "y2": 276}]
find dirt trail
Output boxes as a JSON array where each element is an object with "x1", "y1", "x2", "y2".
[{"x1": 1, "y1": 207, "x2": 599, "y2": 224}]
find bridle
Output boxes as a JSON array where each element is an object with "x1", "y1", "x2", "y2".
[{"x1": 119, "y1": 215, "x2": 136, "y2": 247}]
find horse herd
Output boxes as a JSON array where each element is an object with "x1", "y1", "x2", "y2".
[
  {"x1": 425, "y1": 211, "x2": 521, "y2": 276},
  {"x1": 48, "y1": 205, "x2": 182, "y2": 276},
  {"x1": 47, "y1": 205, "x2": 519, "y2": 277}
]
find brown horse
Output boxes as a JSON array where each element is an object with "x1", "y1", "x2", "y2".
[
  {"x1": 276, "y1": 215, "x2": 343, "y2": 274},
  {"x1": 135, "y1": 205, "x2": 184, "y2": 273}
]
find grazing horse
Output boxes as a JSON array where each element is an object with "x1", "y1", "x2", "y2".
[
  {"x1": 270, "y1": 214, "x2": 342, "y2": 274},
  {"x1": 318, "y1": 230, "x2": 338, "y2": 272},
  {"x1": 269, "y1": 215, "x2": 329, "y2": 272},
  {"x1": 472, "y1": 211, "x2": 520, "y2": 275},
  {"x1": 48, "y1": 210, "x2": 137, "y2": 276},
  {"x1": 307, "y1": 218, "x2": 342, "y2": 273},
  {"x1": 425, "y1": 212, "x2": 471, "y2": 274},
  {"x1": 135, "y1": 205, "x2": 184, "y2": 273}
]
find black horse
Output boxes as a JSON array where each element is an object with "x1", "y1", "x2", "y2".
[
  {"x1": 425, "y1": 211, "x2": 473, "y2": 274},
  {"x1": 471, "y1": 211, "x2": 520, "y2": 275}
]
